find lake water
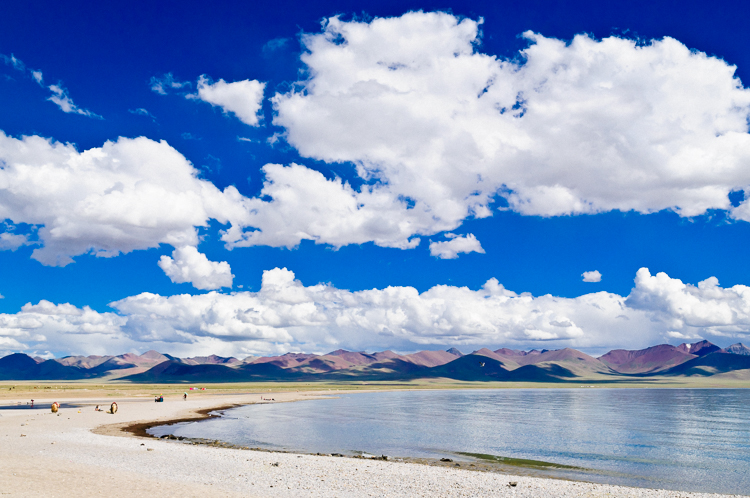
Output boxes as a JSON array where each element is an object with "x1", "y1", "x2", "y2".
[{"x1": 149, "y1": 388, "x2": 750, "y2": 495}]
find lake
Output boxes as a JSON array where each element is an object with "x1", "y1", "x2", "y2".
[{"x1": 148, "y1": 388, "x2": 750, "y2": 495}]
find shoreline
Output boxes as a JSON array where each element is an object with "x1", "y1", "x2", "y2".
[
  {"x1": 113, "y1": 403, "x2": 245, "y2": 438},
  {"x1": 124, "y1": 398, "x2": 593, "y2": 482},
  {"x1": 1, "y1": 389, "x2": 746, "y2": 497}
]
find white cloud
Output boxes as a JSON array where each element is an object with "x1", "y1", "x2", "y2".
[
  {"x1": 2, "y1": 54, "x2": 102, "y2": 118},
  {"x1": 626, "y1": 268, "x2": 750, "y2": 336},
  {"x1": 47, "y1": 84, "x2": 102, "y2": 118},
  {"x1": 106, "y1": 267, "x2": 639, "y2": 354},
  {"x1": 192, "y1": 76, "x2": 265, "y2": 126},
  {"x1": 429, "y1": 233, "x2": 485, "y2": 259},
  {"x1": 5, "y1": 267, "x2": 750, "y2": 357},
  {"x1": 0, "y1": 232, "x2": 29, "y2": 251},
  {"x1": 107, "y1": 268, "x2": 750, "y2": 353},
  {"x1": 149, "y1": 73, "x2": 190, "y2": 95},
  {"x1": 221, "y1": 163, "x2": 427, "y2": 250},
  {"x1": 1, "y1": 53, "x2": 26, "y2": 72},
  {"x1": 158, "y1": 246, "x2": 233, "y2": 290},
  {"x1": 582, "y1": 270, "x2": 602, "y2": 283},
  {"x1": 1, "y1": 53, "x2": 42, "y2": 85},
  {"x1": 263, "y1": 12, "x2": 750, "y2": 247},
  {"x1": 0, "y1": 132, "x2": 250, "y2": 266},
  {"x1": 0, "y1": 300, "x2": 126, "y2": 356}
]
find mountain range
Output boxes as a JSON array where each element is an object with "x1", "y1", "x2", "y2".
[{"x1": 1, "y1": 340, "x2": 750, "y2": 383}]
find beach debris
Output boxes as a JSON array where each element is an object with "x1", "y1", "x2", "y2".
[
  {"x1": 271, "y1": 462, "x2": 280, "y2": 467},
  {"x1": 147, "y1": 448, "x2": 154, "y2": 451},
  {"x1": 331, "y1": 453, "x2": 344, "y2": 457},
  {"x1": 454, "y1": 463, "x2": 460, "y2": 467},
  {"x1": 508, "y1": 482, "x2": 518, "y2": 487},
  {"x1": 440, "y1": 458, "x2": 453, "y2": 462},
  {"x1": 20, "y1": 434, "x2": 26, "y2": 437}
]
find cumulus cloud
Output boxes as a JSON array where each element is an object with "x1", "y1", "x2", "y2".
[
  {"x1": 89, "y1": 267, "x2": 652, "y2": 355},
  {"x1": 429, "y1": 233, "x2": 485, "y2": 259},
  {"x1": 5, "y1": 267, "x2": 750, "y2": 357},
  {"x1": 191, "y1": 76, "x2": 265, "y2": 126},
  {"x1": 158, "y1": 246, "x2": 234, "y2": 290},
  {"x1": 626, "y1": 268, "x2": 750, "y2": 336},
  {"x1": 221, "y1": 163, "x2": 427, "y2": 249},
  {"x1": 582, "y1": 270, "x2": 602, "y2": 283},
  {"x1": 107, "y1": 268, "x2": 750, "y2": 353},
  {"x1": 47, "y1": 84, "x2": 102, "y2": 118},
  {"x1": 0, "y1": 300, "x2": 126, "y2": 356},
  {"x1": 262, "y1": 12, "x2": 750, "y2": 247},
  {"x1": 0, "y1": 132, "x2": 250, "y2": 266}
]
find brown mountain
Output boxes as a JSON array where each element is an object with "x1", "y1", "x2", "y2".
[
  {"x1": 4, "y1": 340, "x2": 748, "y2": 382},
  {"x1": 677, "y1": 340, "x2": 721, "y2": 357},
  {"x1": 55, "y1": 355, "x2": 114, "y2": 369},
  {"x1": 400, "y1": 349, "x2": 462, "y2": 367},
  {"x1": 181, "y1": 355, "x2": 240, "y2": 366},
  {"x1": 599, "y1": 344, "x2": 696, "y2": 374}
]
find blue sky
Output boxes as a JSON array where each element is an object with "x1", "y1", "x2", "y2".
[{"x1": 2, "y1": 0, "x2": 750, "y2": 358}]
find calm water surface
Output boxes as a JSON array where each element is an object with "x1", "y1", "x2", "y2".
[{"x1": 149, "y1": 389, "x2": 750, "y2": 494}]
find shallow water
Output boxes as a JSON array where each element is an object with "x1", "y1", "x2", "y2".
[{"x1": 149, "y1": 388, "x2": 750, "y2": 495}]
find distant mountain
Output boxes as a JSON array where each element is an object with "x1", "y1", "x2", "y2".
[
  {"x1": 3, "y1": 340, "x2": 750, "y2": 382},
  {"x1": 56, "y1": 355, "x2": 114, "y2": 369},
  {"x1": 599, "y1": 344, "x2": 695, "y2": 374},
  {"x1": 723, "y1": 343, "x2": 750, "y2": 356},
  {"x1": 0, "y1": 353, "x2": 89, "y2": 380},
  {"x1": 678, "y1": 340, "x2": 721, "y2": 357},
  {"x1": 663, "y1": 351, "x2": 750, "y2": 376},
  {"x1": 400, "y1": 350, "x2": 462, "y2": 367},
  {"x1": 181, "y1": 355, "x2": 241, "y2": 366},
  {"x1": 124, "y1": 360, "x2": 245, "y2": 382},
  {"x1": 0, "y1": 353, "x2": 39, "y2": 380},
  {"x1": 425, "y1": 354, "x2": 513, "y2": 381}
]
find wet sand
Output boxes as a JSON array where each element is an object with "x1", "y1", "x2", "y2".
[{"x1": 0, "y1": 391, "x2": 744, "y2": 497}]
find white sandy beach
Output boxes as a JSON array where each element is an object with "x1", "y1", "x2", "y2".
[{"x1": 0, "y1": 392, "x2": 744, "y2": 498}]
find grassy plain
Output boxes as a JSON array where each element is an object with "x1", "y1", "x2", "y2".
[{"x1": 1, "y1": 374, "x2": 747, "y2": 402}]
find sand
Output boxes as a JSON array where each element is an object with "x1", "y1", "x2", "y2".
[{"x1": 0, "y1": 391, "x2": 744, "y2": 498}]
